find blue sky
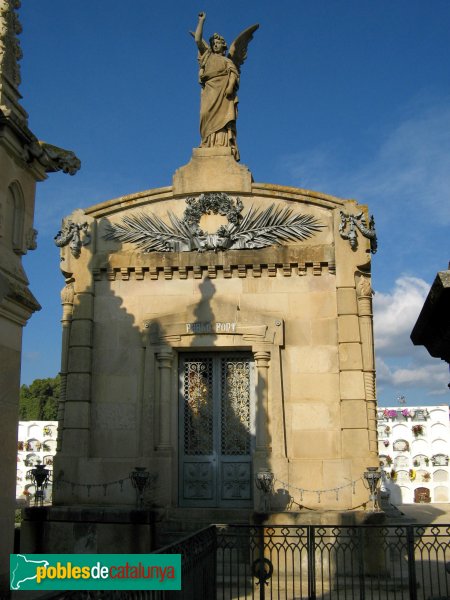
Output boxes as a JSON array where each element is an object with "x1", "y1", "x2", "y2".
[{"x1": 18, "y1": 1, "x2": 449, "y2": 406}]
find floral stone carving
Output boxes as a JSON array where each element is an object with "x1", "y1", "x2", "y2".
[{"x1": 104, "y1": 192, "x2": 323, "y2": 253}]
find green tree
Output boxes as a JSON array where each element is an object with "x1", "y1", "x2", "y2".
[{"x1": 19, "y1": 376, "x2": 60, "y2": 420}]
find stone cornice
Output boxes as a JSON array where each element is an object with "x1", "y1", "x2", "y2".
[
  {"x1": 0, "y1": 270, "x2": 40, "y2": 324},
  {"x1": 92, "y1": 260, "x2": 336, "y2": 282},
  {"x1": 82, "y1": 183, "x2": 350, "y2": 218}
]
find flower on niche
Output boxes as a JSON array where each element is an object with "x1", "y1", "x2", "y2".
[
  {"x1": 409, "y1": 469, "x2": 416, "y2": 481},
  {"x1": 383, "y1": 440, "x2": 389, "y2": 447},
  {"x1": 412, "y1": 425, "x2": 424, "y2": 437}
]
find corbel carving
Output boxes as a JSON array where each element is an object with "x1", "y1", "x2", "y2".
[{"x1": 24, "y1": 141, "x2": 81, "y2": 175}]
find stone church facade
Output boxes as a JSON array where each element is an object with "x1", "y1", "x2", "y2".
[{"x1": 24, "y1": 149, "x2": 379, "y2": 553}]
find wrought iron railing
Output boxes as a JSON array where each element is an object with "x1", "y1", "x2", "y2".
[
  {"x1": 214, "y1": 523, "x2": 450, "y2": 600},
  {"x1": 151, "y1": 525, "x2": 216, "y2": 599},
  {"x1": 25, "y1": 523, "x2": 450, "y2": 599}
]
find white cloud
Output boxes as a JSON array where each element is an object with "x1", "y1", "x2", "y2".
[
  {"x1": 373, "y1": 276, "x2": 449, "y2": 399},
  {"x1": 376, "y1": 357, "x2": 448, "y2": 396},
  {"x1": 373, "y1": 276, "x2": 430, "y2": 356}
]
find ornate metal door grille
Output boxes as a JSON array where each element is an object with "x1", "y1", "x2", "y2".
[{"x1": 179, "y1": 353, "x2": 254, "y2": 507}]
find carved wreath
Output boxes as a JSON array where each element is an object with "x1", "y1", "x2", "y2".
[{"x1": 104, "y1": 192, "x2": 323, "y2": 252}]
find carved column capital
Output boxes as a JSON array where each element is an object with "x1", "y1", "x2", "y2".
[
  {"x1": 156, "y1": 348, "x2": 174, "y2": 369},
  {"x1": 254, "y1": 350, "x2": 270, "y2": 368},
  {"x1": 60, "y1": 282, "x2": 75, "y2": 322},
  {"x1": 357, "y1": 275, "x2": 373, "y2": 316},
  {"x1": 60, "y1": 282, "x2": 75, "y2": 305}
]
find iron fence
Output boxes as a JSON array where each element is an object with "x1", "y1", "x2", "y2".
[
  {"x1": 215, "y1": 524, "x2": 450, "y2": 600},
  {"x1": 30, "y1": 523, "x2": 450, "y2": 600}
]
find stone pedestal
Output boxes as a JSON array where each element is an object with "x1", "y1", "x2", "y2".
[{"x1": 172, "y1": 147, "x2": 253, "y2": 195}]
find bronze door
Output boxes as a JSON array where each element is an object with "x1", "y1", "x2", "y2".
[{"x1": 179, "y1": 353, "x2": 254, "y2": 507}]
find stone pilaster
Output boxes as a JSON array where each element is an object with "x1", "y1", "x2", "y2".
[
  {"x1": 254, "y1": 349, "x2": 271, "y2": 455},
  {"x1": 57, "y1": 281, "x2": 74, "y2": 452},
  {"x1": 60, "y1": 289, "x2": 94, "y2": 456},
  {"x1": 156, "y1": 347, "x2": 174, "y2": 452},
  {"x1": 356, "y1": 274, "x2": 377, "y2": 454},
  {"x1": 336, "y1": 284, "x2": 369, "y2": 460}
]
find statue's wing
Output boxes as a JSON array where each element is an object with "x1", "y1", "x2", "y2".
[
  {"x1": 189, "y1": 30, "x2": 208, "y2": 53},
  {"x1": 228, "y1": 24, "x2": 259, "y2": 72}
]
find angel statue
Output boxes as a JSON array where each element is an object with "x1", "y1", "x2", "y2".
[{"x1": 193, "y1": 12, "x2": 259, "y2": 162}]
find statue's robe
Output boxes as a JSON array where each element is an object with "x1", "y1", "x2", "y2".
[{"x1": 199, "y1": 50, "x2": 240, "y2": 160}]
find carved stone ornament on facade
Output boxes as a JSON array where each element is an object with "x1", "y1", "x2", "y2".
[
  {"x1": 25, "y1": 227, "x2": 37, "y2": 251},
  {"x1": 24, "y1": 141, "x2": 81, "y2": 175},
  {"x1": 104, "y1": 192, "x2": 323, "y2": 253},
  {"x1": 54, "y1": 221, "x2": 90, "y2": 258},
  {"x1": 357, "y1": 275, "x2": 373, "y2": 298},
  {"x1": 60, "y1": 282, "x2": 75, "y2": 306},
  {"x1": 0, "y1": 0, "x2": 22, "y2": 89},
  {"x1": 339, "y1": 211, "x2": 377, "y2": 254}
]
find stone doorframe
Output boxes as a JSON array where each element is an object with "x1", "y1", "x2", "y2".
[{"x1": 141, "y1": 309, "x2": 285, "y2": 509}]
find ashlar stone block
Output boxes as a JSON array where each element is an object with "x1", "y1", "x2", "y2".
[
  {"x1": 284, "y1": 319, "x2": 311, "y2": 347},
  {"x1": 288, "y1": 292, "x2": 337, "y2": 319},
  {"x1": 339, "y1": 343, "x2": 363, "y2": 370},
  {"x1": 69, "y1": 320, "x2": 93, "y2": 347},
  {"x1": 342, "y1": 429, "x2": 370, "y2": 458},
  {"x1": 68, "y1": 347, "x2": 92, "y2": 372},
  {"x1": 72, "y1": 293, "x2": 94, "y2": 319},
  {"x1": 292, "y1": 402, "x2": 340, "y2": 430},
  {"x1": 311, "y1": 318, "x2": 338, "y2": 346},
  {"x1": 64, "y1": 401, "x2": 90, "y2": 429},
  {"x1": 340, "y1": 371, "x2": 366, "y2": 400},
  {"x1": 336, "y1": 287, "x2": 358, "y2": 315},
  {"x1": 292, "y1": 430, "x2": 340, "y2": 459},
  {"x1": 66, "y1": 373, "x2": 91, "y2": 402},
  {"x1": 61, "y1": 429, "x2": 90, "y2": 456},
  {"x1": 289, "y1": 346, "x2": 339, "y2": 374},
  {"x1": 290, "y1": 373, "x2": 340, "y2": 402},
  {"x1": 341, "y1": 400, "x2": 368, "y2": 429},
  {"x1": 338, "y1": 315, "x2": 361, "y2": 343}
]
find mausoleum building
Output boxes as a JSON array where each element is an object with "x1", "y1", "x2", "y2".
[
  {"x1": 21, "y1": 143, "x2": 380, "y2": 553},
  {"x1": 23, "y1": 13, "x2": 379, "y2": 553}
]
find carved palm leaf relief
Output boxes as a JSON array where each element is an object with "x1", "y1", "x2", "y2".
[{"x1": 104, "y1": 193, "x2": 323, "y2": 252}]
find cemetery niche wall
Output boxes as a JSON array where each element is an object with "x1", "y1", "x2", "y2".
[{"x1": 22, "y1": 13, "x2": 379, "y2": 553}]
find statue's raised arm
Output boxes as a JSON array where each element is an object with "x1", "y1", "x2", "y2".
[
  {"x1": 191, "y1": 12, "x2": 259, "y2": 162},
  {"x1": 194, "y1": 12, "x2": 208, "y2": 54}
]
